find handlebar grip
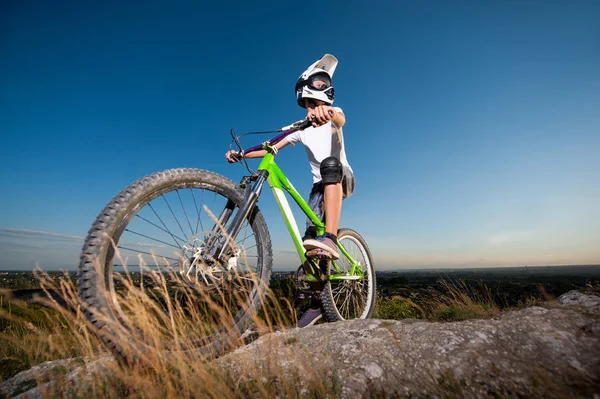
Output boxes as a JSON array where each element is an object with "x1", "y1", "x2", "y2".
[
  {"x1": 233, "y1": 151, "x2": 244, "y2": 161},
  {"x1": 296, "y1": 119, "x2": 313, "y2": 130},
  {"x1": 296, "y1": 111, "x2": 334, "y2": 130}
]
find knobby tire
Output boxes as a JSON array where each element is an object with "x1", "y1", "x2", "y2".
[{"x1": 77, "y1": 168, "x2": 272, "y2": 362}]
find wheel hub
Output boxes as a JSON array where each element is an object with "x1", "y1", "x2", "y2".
[{"x1": 180, "y1": 232, "x2": 230, "y2": 288}]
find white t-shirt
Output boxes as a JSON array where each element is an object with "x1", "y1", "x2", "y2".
[{"x1": 285, "y1": 107, "x2": 353, "y2": 184}]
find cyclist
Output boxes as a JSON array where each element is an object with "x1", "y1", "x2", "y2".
[
  {"x1": 226, "y1": 53, "x2": 355, "y2": 260},
  {"x1": 226, "y1": 54, "x2": 355, "y2": 327}
]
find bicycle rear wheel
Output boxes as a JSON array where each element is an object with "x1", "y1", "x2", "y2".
[
  {"x1": 78, "y1": 168, "x2": 272, "y2": 360},
  {"x1": 321, "y1": 228, "x2": 376, "y2": 321}
]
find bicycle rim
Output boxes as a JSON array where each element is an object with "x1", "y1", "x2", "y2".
[
  {"x1": 322, "y1": 228, "x2": 376, "y2": 321},
  {"x1": 79, "y1": 169, "x2": 272, "y2": 358}
]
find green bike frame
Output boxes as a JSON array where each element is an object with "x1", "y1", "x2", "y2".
[{"x1": 255, "y1": 145, "x2": 362, "y2": 281}]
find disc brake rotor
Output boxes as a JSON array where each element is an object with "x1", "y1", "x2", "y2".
[{"x1": 179, "y1": 232, "x2": 232, "y2": 289}]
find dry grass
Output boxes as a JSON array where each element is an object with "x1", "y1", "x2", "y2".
[
  {"x1": 0, "y1": 264, "x2": 331, "y2": 398},
  {"x1": 420, "y1": 278, "x2": 501, "y2": 321},
  {"x1": 0, "y1": 274, "x2": 514, "y2": 395},
  {"x1": 0, "y1": 288, "x2": 84, "y2": 381},
  {"x1": 374, "y1": 294, "x2": 423, "y2": 320},
  {"x1": 1, "y1": 204, "x2": 328, "y2": 397},
  {"x1": 583, "y1": 281, "x2": 600, "y2": 296},
  {"x1": 3, "y1": 265, "x2": 577, "y2": 397}
]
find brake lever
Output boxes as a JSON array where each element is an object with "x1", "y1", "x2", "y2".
[
  {"x1": 230, "y1": 128, "x2": 244, "y2": 153},
  {"x1": 230, "y1": 151, "x2": 244, "y2": 162},
  {"x1": 229, "y1": 129, "x2": 254, "y2": 173}
]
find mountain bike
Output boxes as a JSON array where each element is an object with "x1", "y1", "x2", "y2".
[{"x1": 78, "y1": 118, "x2": 376, "y2": 359}]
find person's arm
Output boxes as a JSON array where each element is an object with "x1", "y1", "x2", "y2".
[
  {"x1": 331, "y1": 108, "x2": 345, "y2": 128},
  {"x1": 242, "y1": 138, "x2": 291, "y2": 158},
  {"x1": 309, "y1": 105, "x2": 345, "y2": 128},
  {"x1": 225, "y1": 139, "x2": 291, "y2": 163}
]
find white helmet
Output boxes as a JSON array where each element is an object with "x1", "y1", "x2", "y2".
[{"x1": 295, "y1": 54, "x2": 338, "y2": 108}]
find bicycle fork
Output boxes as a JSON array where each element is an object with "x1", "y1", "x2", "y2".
[{"x1": 205, "y1": 170, "x2": 268, "y2": 263}]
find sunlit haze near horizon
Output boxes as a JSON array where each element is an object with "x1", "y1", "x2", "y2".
[{"x1": 1, "y1": 1, "x2": 599, "y2": 271}]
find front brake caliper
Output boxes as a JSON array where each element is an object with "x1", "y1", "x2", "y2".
[{"x1": 227, "y1": 249, "x2": 241, "y2": 270}]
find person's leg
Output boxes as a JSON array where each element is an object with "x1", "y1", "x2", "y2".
[
  {"x1": 304, "y1": 182, "x2": 324, "y2": 240},
  {"x1": 303, "y1": 157, "x2": 343, "y2": 259},
  {"x1": 324, "y1": 183, "x2": 342, "y2": 235},
  {"x1": 322, "y1": 165, "x2": 354, "y2": 235}
]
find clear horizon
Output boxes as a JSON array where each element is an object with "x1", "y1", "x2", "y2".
[
  {"x1": 2, "y1": 262, "x2": 600, "y2": 274},
  {"x1": 1, "y1": 2, "x2": 599, "y2": 271}
]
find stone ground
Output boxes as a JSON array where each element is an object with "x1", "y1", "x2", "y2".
[{"x1": 2, "y1": 290, "x2": 599, "y2": 398}]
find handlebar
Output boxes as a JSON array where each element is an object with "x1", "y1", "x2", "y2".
[
  {"x1": 240, "y1": 118, "x2": 313, "y2": 156},
  {"x1": 296, "y1": 119, "x2": 312, "y2": 130},
  {"x1": 231, "y1": 112, "x2": 333, "y2": 160}
]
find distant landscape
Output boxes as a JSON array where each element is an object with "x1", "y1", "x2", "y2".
[
  {"x1": 3, "y1": 264, "x2": 599, "y2": 308},
  {"x1": 373, "y1": 264, "x2": 600, "y2": 308}
]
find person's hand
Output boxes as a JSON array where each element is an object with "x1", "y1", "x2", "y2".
[
  {"x1": 225, "y1": 149, "x2": 242, "y2": 163},
  {"x1": 308, "y1": 105, "x2": 336, "y2": 127}
]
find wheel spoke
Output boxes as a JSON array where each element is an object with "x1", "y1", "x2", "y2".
[
  {"x1": 190, "y1": 188, "x2": 205, "y2": 234},
  {"x1": 148, "y1": 203, "x2": 183, "y2": 249},
  {"x1": 236, "y1": 224, "x2": 255, "y2": 246},
  {"x1": 116, "y1": 245, "x2": 179, "y2": 262},
  {"x1": 124, "y1": 228, "x2": 182, "y2": 250},
  {"x1": 177, "y1": 189, "x2": 195, "y2": 237},
  {"x1": 134, "y1": 214, "x2": 186, "y2": 244},
  {"x1": 340, "y1": 290, "x2": 351, "y2": 316},
  {"x1": 162, "y1": 194, "x2": 187, "y2": 240},
  {"x1": 332, "y1": 285, "x2": 344, "y2": 301},
  {"x1": 240, "y1": 243, "x2": 257, "y2": 252}
]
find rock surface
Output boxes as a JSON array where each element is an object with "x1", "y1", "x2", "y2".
[
  {"x1": 0, "y1": 359, "x2": 78, "y2": 398},
  {"x1": 0, "y1": 356, "x2": 115, "y2": 399},
  {"x1": 217, "y1": 291, "x2": 600, "y2": 398},
  {"x1": 2, "y1": 290, "x2": 600, "y2": 398},
  {"x1": 558, "y1": 290, "x2": 600, "y2": 312}
]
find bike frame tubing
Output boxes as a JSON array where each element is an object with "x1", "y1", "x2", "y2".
[
  {"x1": 214, "y1": 126, "x2": 305, "y2": 261},
  {"x1": 258, "y1": 152, "x2": 325, "y2": 263},
  {"x1": 221, "y1": 123, "x2": 362, "y2": 278},
  {"x1": 214, "y1": 171, "x2": 267, "y2": 260},
  {"x1": 256, "y1": 154, "x2": 360, "y2": 278}
]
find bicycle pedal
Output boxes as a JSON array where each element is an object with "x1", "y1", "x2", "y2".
[{"x1": 305, "y1": 250, "x2": 335, "y2": 260}]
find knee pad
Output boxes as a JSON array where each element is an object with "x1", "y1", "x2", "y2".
[{"x1": 320, "y1": 156, "x2": 343, "y2": 185}]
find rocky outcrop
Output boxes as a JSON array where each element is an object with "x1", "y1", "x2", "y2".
[
  {"x1": 0, "y1": 359, "x2": 79, "y2": 398},
  {"x1": 2, "y1": 291, "x2": 599, "y2": 398},
  {"x1": 0, "y1": 356, "x2": 115, "y2": 399},
  {"x1": 217, "y1": 291, "x2": 600, "y2": 398},
  {"x1": 557, "y1": 290, "x2": 600, "y2": 313}
]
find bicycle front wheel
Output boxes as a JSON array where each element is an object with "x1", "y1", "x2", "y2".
[
  {"x1": 78, "y1": 168, "x2": 272, "y2": 360},
  {"x1": 321, "y1": 228, "x2": 376, "y2": 321}
]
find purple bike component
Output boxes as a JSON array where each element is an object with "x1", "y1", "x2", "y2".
[
  {"x1": 241, "y1": 128, "x2": 298, "y2": 156},
  {"x1": 240, "y1": 117, "x2": 319, "y2": 156}
]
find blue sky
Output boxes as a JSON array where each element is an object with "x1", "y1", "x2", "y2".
[{"x1": 1, "y1": 1, "x2": 599, "y2": 271}]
